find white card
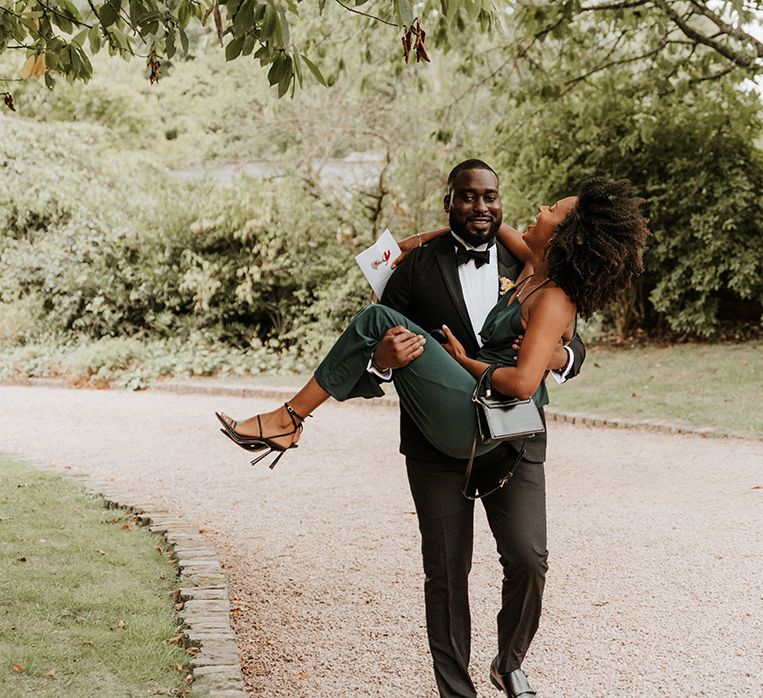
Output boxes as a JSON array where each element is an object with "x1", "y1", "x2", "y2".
[{"x1": 354, "y1": 229, "x2": 401, "y2": 299}]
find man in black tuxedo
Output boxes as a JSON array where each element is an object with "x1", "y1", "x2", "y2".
[{"x1": 372, "y1": 160, "x2": 585, "y2": 698}]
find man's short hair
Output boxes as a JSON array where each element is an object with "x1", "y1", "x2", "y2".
[{"x1": 447, "y1": 159, "x2": 499, "y2": 192}]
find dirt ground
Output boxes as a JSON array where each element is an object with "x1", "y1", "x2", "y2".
[{"x1": 1, "y1": 385, "x2": 760, "y2": 697}]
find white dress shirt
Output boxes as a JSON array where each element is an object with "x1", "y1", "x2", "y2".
[{"x1": 451, "y1": 232, "x2": 498, "y2": 347}]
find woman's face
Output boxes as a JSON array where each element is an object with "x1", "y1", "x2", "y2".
[{"x1": 523, "y1": 196, "x2": 578, "y2": 251}]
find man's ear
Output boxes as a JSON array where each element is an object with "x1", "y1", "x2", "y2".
[{"x1": 443, "y1": 193, "x2": 450, "y2": 212}]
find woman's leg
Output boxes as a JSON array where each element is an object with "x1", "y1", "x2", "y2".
[
  {"x1": 313, "y1": 304, "x2": 493, "y2": 459},
  {"x1": 218, "y1": 378, "x2": 330, "y2": 452},
  {"x1": 221, "y1": 304, "x2": 494, "y2": 459}
]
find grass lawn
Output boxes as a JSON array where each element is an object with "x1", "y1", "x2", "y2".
[
  {"x1": 547, "y1": 341, "x2": 763, "y2": 438},
  {"x1": 201, "y1": 341, "x2": 762, "y2": 438},
  {"x1": 0, "y1": 456, "x2": 189, "y2": 698}
]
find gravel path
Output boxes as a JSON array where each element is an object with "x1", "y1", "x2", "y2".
[{"x1": 1, "y1": 385, "x2": 761, "y2": 697}]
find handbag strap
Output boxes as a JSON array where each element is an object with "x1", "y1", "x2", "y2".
[
  {"x1": 462, "y1": 437, "x2": 527, "y2": 500},
  {"x1": 463, "y1": 364, "x2": 526, "y2": 500}
]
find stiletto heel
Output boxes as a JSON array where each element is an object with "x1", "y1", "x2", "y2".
[
  {"x1": 215, "y1": 402, "x2": 311, "y2": 468},
  {"x1": 250, "y1": 448, "x2": 288, "y2": 469}
]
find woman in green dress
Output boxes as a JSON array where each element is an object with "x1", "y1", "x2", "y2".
[{"x1": 215, "y1": 177, "x2": 648, "y2": 468}]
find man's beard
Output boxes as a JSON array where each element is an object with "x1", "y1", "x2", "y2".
[{"x1": 450, "y1": 211, "x2": 502, "y2": 247}]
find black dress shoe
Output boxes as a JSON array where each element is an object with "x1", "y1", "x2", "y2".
[{"x1": 489, "y1": 657, "x2": 537, "y2": 697}]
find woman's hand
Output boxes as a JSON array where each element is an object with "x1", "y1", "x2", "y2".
[
  {"x1": 441, "y1": 325, "x2": 467, "y2": 363},
  {"x1": 392, "y1": 234, "x2": 422, "y2": 268}
]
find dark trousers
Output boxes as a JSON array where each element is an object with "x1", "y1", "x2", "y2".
[{"x1": 406, "y1": 454, "x2": 548, "y2": 698}]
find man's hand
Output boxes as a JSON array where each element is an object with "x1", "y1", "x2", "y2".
[
  {"x1": 512, "y1": 334, "x2": 569, "y2": 372},
  {"x1": 372, "y1": 326, "x2": 426, "y2": 370}
]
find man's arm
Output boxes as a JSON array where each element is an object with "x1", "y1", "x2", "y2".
[
  {"x1": 559, "y1": 332, "x2": 586, "y2": 382},
  {"x1": 512, "y1": 331, "x2": 586, "y2": 383},
  {"x1": 367, "y1": 253, "x2": 426, "y2": 376},
  {"x1": 381, "y1": 251, "x2": 414, "y2": 315}
]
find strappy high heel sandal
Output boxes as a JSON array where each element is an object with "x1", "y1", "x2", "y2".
[{"x1": 215, "y1": 403, "x2": 310, "y2": 469}]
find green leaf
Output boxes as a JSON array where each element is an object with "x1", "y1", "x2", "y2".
[
  {"x1": 242, "y1": 34, "x2": 256, "y2": 56},
  {"x1": 234, "y1": 0, "x2": 255, "y2": 35},
  {"x1": 53, "y1": 14, "x2": 74, "y2": 33},
  {"x1": 261, "y1": 4, "x2": 277, "y2": 40},
  {"x1": 267, "y1": 54, "x2": 288, "y2": 85},
  {"x1": 88, "y1": 25, "x2": 102, "y2": 53},
  {"x1": 177, "y1": 0, "x2": 192, "y2": 28},
  {"x1": 254, "y1": 44, "x2": 270, "y2": 64},
  {"x1": 301, "y1": 53, "x2": 326, "y2": 86},
  {"x1": 394, "y1": 0, "x2": 413, "y2": 27},
  {"x1": 72, "y1": 29, "x2": 88, "y2": 47},
  {"x1": 178, "y1": 26, "x2": 189, "y2": 53},
  {"x1": 225, "y1": 35, "x2": 244, "y2": 61},
  {"x1": 100, "y1": 1, "x2": 121, "y2": 28},
  {"x1": 165, "y1": 30, "x2": 176, "y2": 59},
  {"x1": 277, "y1": 64, "x2": 292, "y2": 97},
  {"x1": 275, "y1": 9, "x2": 290, "y2": 47},
  {"x1": 78, "y1": 51, "x2": 93, "y2": 80},
  {"x1": 61, "y1": 0, "x2": 82, "y2": 17},
  {"x1": 70, "y1": 45, "x2": 81, "y2": 73},
  {"x1": 291, "y1": 47, "x2": 303, "y2": 87}
]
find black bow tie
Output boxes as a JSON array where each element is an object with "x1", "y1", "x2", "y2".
[{"x1": 454, "y1": 242, "x2": 491, "y2": 268}]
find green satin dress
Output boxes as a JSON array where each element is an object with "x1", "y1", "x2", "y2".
[{"x1": 313, "y1": 293, "x2": 548, "y2": 460}]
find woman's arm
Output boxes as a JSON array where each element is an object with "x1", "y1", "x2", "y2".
[
  {"x1": 495, "y1": 223, "x2": 532, "y2": 265},
  {"x1": 394, "y1": 222, "x2": 532, "y2": 269},
  {"x1": 393, "y1": 227, "x2": 450, "y2": 267},
  {"x1": 441, "y1": 288, "x2": 575, "y2": 400}
]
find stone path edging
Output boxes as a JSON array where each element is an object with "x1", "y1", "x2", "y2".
[
  {"x1": 31, "y1": 461, "x2": 247, "y2": 698},
  {"x1": 150, "y1": 378, "x2": 758, "y2": 441},
  {"x1": 6, "y1": 376, "x2": 760, "y2": 441}
]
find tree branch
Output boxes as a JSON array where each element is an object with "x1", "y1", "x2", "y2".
[
  {"x1": 687, "y1": 0, "x2": 763, "y2": 57},
  {"x1": 656, "y1": 0, "x2": 761, "y2": 70},
  {"x1": 688, "y1": 65, "x2": 736, "y2": 83},
  {"x1": 580, "y1": 1, "x2": 650, "y2": 10},
  {"x1": 564, "y1": 33, "x2": 666, "y2": 87},
  {"x1": 333, "y1": 0, "x2": 398, "y2": 27},
  {"x1": 38, "y1": 2, "x2": 93, "y2": 29},
  {"x1": 86, "y1": 0, "x2": 123, "y2": 54}
]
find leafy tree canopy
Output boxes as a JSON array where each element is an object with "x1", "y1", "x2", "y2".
[
  {"x1": 1, "y1": 1, "x2": 761, "y2": 110},
  {"x1": 0, "y1": 0, "x2": 495, "y2": 107}
]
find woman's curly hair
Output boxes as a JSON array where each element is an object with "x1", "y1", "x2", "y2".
[{"x1": 547, "y1": 178, "x2": 649, "y2": 318}]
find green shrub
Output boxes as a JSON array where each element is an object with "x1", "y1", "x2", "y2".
[{"x1": 489, "y1": 73, "x2": 763, "y2": 337}]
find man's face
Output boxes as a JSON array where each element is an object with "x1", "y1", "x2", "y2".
[{"x1": 445, "y1": 168, "x2": 502, "y2": 246}]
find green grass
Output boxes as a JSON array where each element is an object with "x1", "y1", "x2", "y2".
[
  {"x1": 198, "y1": 341, "x2": 762, "y2": 438},
  {"x1": 0, "y1": 456, "x2": 189, "y2": 698},
  {"x1": 547, "y1": 341, "x2": 763, "y2": 437}
]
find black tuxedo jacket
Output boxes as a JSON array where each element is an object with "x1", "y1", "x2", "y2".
[{"x1": 380, "y1": 235, "x2": 586, "y2": 466}]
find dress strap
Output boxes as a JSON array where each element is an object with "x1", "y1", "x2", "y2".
[
  {"x1": 507, "y1": 275, "x2": 534, "y2": 304},
  {"x1": 520, "y1": 277, "x2": 552, "y2": 303}
]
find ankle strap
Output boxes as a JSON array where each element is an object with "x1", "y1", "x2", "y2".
[{"x1": 284, "y1": 402, "x2": 311, "y2": 424}]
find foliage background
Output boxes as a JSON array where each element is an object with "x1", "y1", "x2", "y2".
[{"x1": 0, "y1": 2, "x2": 761, "y2": 384}]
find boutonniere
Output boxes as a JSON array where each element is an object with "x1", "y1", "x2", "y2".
[{"x1": 499, "y1": 276, "x2": 514, "y2": 296}]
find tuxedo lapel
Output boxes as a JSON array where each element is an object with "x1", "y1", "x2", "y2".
[
  {"x1": 496, "y1": 242, "x2": 522, "y2": 282},
  {"x1": 433, "y1": 239, "x2": 477, "y2": 346}
]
